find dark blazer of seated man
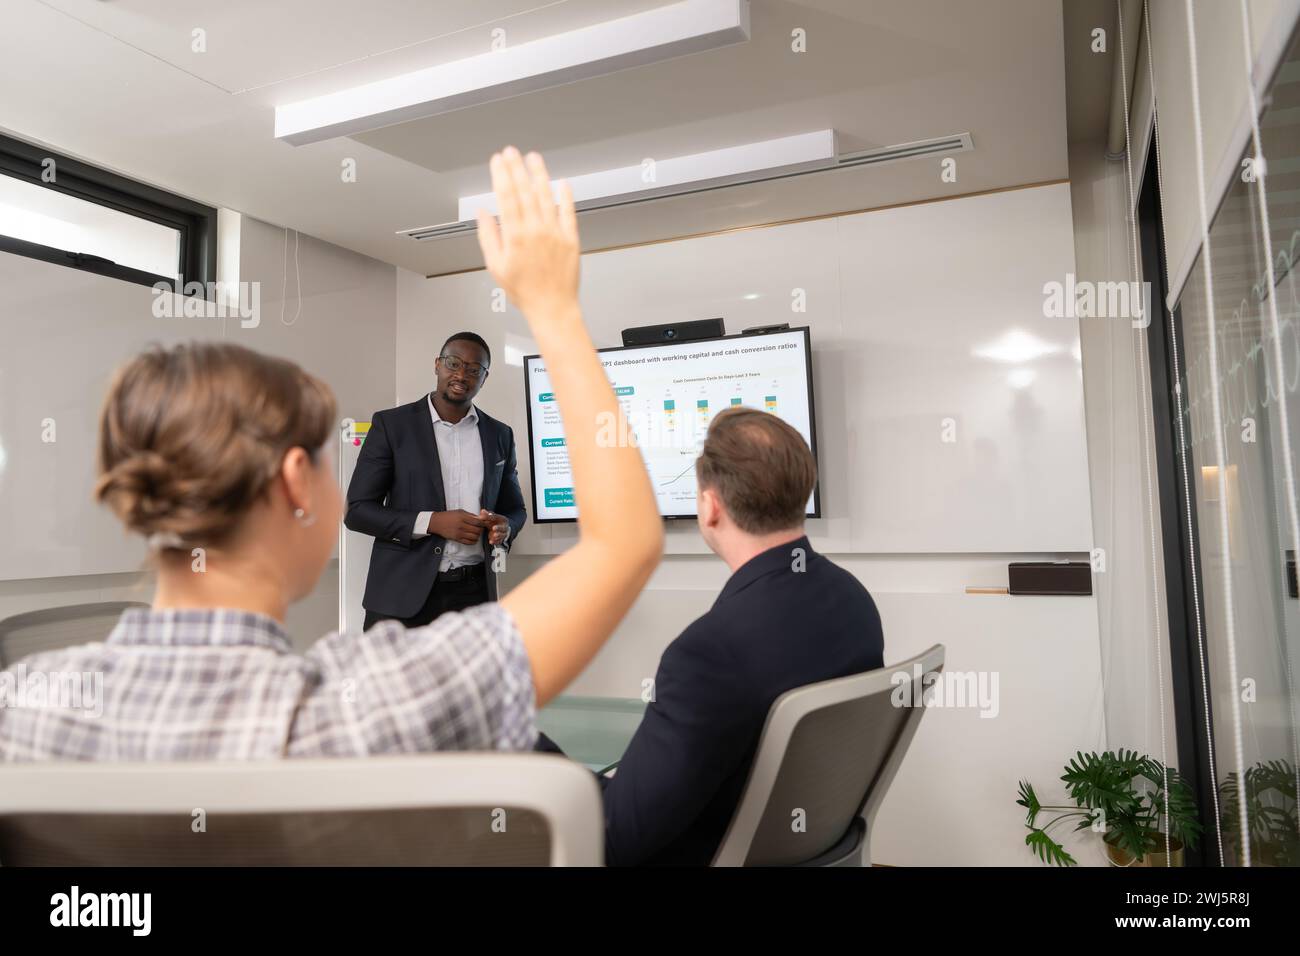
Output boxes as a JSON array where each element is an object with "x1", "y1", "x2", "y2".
[
  {"x1": 345, "y1": 332, "x2": 527, "y2": 630},
  {"x1": 600, "y1": 407, "x2": 884, "y2": 866}
]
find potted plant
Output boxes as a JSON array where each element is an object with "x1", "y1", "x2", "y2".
[
  {"x1": 1016, "y1": 749, "x2": 1202, "y2": 866},
  {"x1": 1218, "y1": 759, "x2": 1297, "y2": 866}
]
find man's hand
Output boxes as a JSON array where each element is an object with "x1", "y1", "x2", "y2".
[
  {"x1": 475, "y1": 146, "x2": 579, "y2": 319},
  {"x1": 480, "y1": 509, "x2": 510, "y2": 547},
  {"x1": 427, "y1": 510, "x2": 488, "y2": 545}
]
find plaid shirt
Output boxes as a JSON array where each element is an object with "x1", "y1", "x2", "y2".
[{"x1": 0, "y1": 603, "x2": 536, "y2": 761}]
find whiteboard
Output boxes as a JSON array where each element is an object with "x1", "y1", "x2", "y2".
[
  {"x1": 399, "y1": 183, "x2": 1094, "y2": 555},
  {"x1": 0, "y1": 253, "x2": 209, "y2": 581},
  {"x1": 337, "y1": 419, "x2": 372, "y2": 634}
]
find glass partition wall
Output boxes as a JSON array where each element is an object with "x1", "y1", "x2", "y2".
[{"x1": 1153, "y1": 32, "x2": 1300, "y2": 867}]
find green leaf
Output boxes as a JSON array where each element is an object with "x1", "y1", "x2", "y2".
[
  {"x1": 1025, "y1": 828, "x2": 1077, "y2": 867},
  {"x1": 1061, "y1": 751, "x2": 1141, "y2": 816},
  {"x1": 1017, "y1": 780, "x2": 1042, "y2": 826}
]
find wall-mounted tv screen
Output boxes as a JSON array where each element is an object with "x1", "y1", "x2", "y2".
[{"x1": 522, "y1": 326, "x2": 819, "y2": 522}]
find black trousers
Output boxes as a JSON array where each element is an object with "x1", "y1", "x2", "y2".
[{"x1": 362, "y1": 564, "x2": 489, "y2": 631}]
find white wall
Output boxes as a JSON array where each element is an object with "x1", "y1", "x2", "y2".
[
  {"x1": 233, "y1": 216, "x2": 396, "y2": 428},
  {"x1": 0, "y1": 215, "x2": 398, "y2": 652},
  {"x1": 397, "y1": 183, "x2": 1109, "y2": 865}
]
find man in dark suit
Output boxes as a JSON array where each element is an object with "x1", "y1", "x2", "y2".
[
  {"x1": 597, "y1": 407, "x2": 884, "y2": 865},
  {"x1": 345, "y1": 332, "x2": 527, "y2": 630}
]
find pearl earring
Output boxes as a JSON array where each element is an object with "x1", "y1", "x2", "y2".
[{"x1": 294, "y1": 508, "x2": 317, "y2": 527}]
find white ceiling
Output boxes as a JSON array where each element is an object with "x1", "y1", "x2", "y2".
[{"x1": 1, "y1": 0, "x2": 1072, "y2": 276}]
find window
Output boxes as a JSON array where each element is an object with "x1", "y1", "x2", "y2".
[{"x1": 0, "y1": 133, "x2": 215, "y2": 289}]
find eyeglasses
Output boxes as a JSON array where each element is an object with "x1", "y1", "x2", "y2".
[{"x1": 439, "y1": 354, "x2": 488, "y2": 378}]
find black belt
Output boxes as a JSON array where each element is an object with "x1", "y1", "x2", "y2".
[{"x1": 437, "y1": 563, "x2": 485, "y2": 582}]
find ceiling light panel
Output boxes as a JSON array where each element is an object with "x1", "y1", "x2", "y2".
[
  {"x1": 456, "y1": 129, "x2": 837, "y2": 221},
  {"x1": 396, "y1": 130, "x2": 975, "y2": 241},
  {"x1": 275, "y1": 0, "x2": 751, "y2": 146}
]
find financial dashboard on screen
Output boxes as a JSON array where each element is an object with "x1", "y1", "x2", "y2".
[{"x1": 523, "y1": 327, "x2": 819, "y2": 522}]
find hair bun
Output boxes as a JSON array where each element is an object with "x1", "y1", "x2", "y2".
[{"x1": 98, "y1": 450, "x2": 184, "y2": 536}]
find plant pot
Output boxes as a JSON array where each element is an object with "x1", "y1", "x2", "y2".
[{"x1": 1105, "y1": 833, "x2": 1184, "y2": 867}]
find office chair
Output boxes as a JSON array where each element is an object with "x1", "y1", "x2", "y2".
[
  {"x1": 0, "y1": 754, "x2": 603, "y2": 866},
  {"x1": 0, "y1": 601, "x2": 146, "y2": 667},
  {"x1": 711, "y1": 643, "x2": 945, "y2": 867}
]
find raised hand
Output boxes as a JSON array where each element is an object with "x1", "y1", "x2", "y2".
[
  {"x1": 475, "y1": 146, "x2": 579, "y2": 319},
  {"x1": 479, "y1": 146, "x2": 663, "y2": 708}
]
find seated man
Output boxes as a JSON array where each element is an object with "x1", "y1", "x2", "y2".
[{"x1": 600, "y1": 407, "x2": 885, "y2": 866}]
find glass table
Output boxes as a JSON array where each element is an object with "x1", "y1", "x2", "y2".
[{"x1": 536, "y1": 695, "x2": 646, "y2": 772}]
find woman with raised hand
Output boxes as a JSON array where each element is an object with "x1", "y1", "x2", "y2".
[{"x1": 0, "y1": 147, "x2": 662, "y2": 761}]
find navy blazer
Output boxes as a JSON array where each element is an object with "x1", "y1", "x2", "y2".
[
  {"x1": 602, "y1": 536, "x2": 884, "y2": 866},
  {"x1": 343, "y1": 396, "x2": 527, "y2": 618}
]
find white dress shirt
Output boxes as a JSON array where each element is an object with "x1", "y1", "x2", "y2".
[{"x1": 413, "y1": 394, "x2": 485, "y2": 571}]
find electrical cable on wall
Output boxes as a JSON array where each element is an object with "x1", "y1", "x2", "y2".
[{"x1": 281, "y1": 226, "x2": 303, "y2": 327}]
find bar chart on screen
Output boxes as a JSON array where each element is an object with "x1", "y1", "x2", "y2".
[{"x1": 523, "y1": 328, "x2": 817, "y2": 520}]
